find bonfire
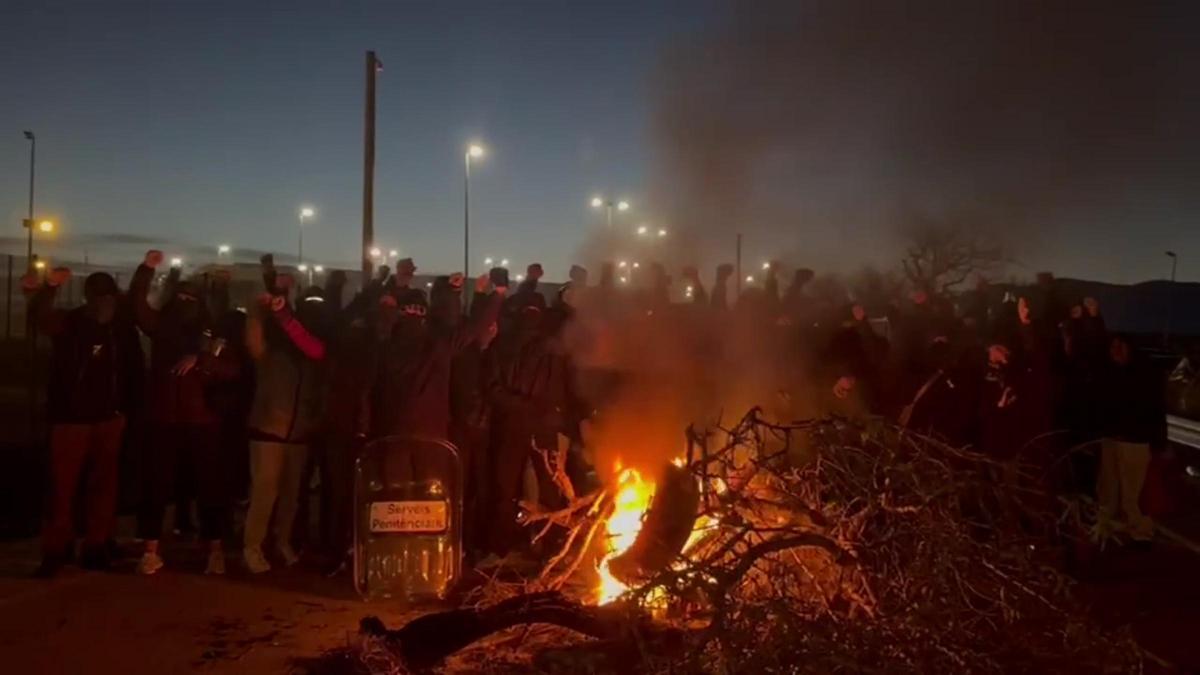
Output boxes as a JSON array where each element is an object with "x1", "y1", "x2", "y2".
[{"x1": 315, "y1": 409, "x2": 1145, "y2": 674}]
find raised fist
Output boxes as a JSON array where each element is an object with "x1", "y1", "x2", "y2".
[
  {"x1": 475, "y1": 273, "x2": 490, "y2": 294},
  {"x1": 716, "y1": 263, "x2": 734, "y2": 280},
  {"x1": 449, "y1": 272, "x2": 465, "y2": 290},
  {"x1": 270, "y1": 295, "x2": 287, "y2": 313},
  {"x1": 527, "y1": 263, "x2": 544, "y2": 280},
  {"x1": 48, "y1": 267, "x2": 71, "y2": 287},
  {"x1": 144, "y1": 250, "x2": 164, "y2": 269},
  {"x1": 260, "y1": 254, "x2": 275, "y2": 270},
  {"x1": 376, "y1": 265, "x2": 391, "y2": 282}
]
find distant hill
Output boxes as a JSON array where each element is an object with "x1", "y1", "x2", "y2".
[{"x1": 1053, "y1": 278, "x2": 1198, "y2": 338}]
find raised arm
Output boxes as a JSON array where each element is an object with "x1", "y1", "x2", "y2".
[
  {"x1": 451, "y1": 274, "x2": 506, "y2": 353},
  {"x1": 271, "y1": 298, "x2": 326, "y2": 360},
  {"x1": 23, "y1": 267, "x2": 71, "y2": 336},
  {"x1": 130, "y1": 250, "x2": 165, "y2": 334}
]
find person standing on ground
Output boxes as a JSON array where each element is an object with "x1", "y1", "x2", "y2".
[
  {"x1": 242, "y1": 273, "x2": 327, "y2": 573},
  {"x1": 130, "y1": 250, "x2": 240, "y2": 575},
  {"x1": 1095, "y1": 336, "x2": 1164, "y2": 545},
  {"x1": 27, "y1": 267, "x2": 143, "y2": 577}
]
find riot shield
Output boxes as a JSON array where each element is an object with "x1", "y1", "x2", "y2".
[{"x1": 353, "y1": 435, "x2": 463, "y2": 602}]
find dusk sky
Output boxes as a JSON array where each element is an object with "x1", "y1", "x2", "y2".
[
  {"x1": 1, "y1": 0, "x2": 717, "y2": 277},
  {"x1": 2, "y1": 1, "x2": 1197, "y2": 284}
]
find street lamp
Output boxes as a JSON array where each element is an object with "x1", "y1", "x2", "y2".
[
  {"x1": 389, "y1": 249, "x2": 399, "y2": 260},
  {"x1": 657, "y1": 228, "x2": 667, "y2": 238},
  {"x1": 484, "y1": 256, "x2": 494, "y2": 267},
  {"x1": 1165, "y1": 251, "x2": 1178, "y2": 347},
  {"x1": 590, "y1": 195, "x2": 631, "y2": 227},
  {"x1": 465, "y1": 142, "x2": 486, "y2": 287},
  {"x1": 637, "y1": 225, "x2": 648, "y2": 236},
  {"x1": 369, "y1": 247, "x2": 382, "y2": 259},
  {"x1": 500, "y1": 258, "x2": 509, "y2": 267},
  {"x1": 298, "y1": 206, "x2": 315, "y2": 267},
  {"x1": 217, "y1": 244, "x2": 231, "y2": 256},
  {"x1": 170, "y1": 257, "x2": 184, "y2": 268}
]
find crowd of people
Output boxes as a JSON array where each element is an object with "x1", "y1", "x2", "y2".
[{"x1": 24, "y1": 250, "x2": 1165, "y2": 579}]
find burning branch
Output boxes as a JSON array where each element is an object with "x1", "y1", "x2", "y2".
[{"x1": 348, "y1": 408, "x2": 1143, "y2": 673}]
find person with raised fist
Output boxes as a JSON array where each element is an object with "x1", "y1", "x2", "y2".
[
  {"x1": 242, "y1": 274, "x2": 327, "y2": 574},
  {"x1": 129, "y1": 250, "x2": 241, "y2": 576},
  {"x1": 27, "y1": 267, "x2": 144, "y2": 577}
]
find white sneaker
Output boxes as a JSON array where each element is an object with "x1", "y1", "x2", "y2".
[
  {"x1": 277, "y1": 543, "x2": 300, "y2": 568},
  {"x1": 137, "y1": 551, "x2": 164, "y2": 576},
  {"x1": 244, "y1": 547, "x2": 271, "y2": 574},
  {"x1": 205, "y1": 550, "x2": 226, "y2": 575}
]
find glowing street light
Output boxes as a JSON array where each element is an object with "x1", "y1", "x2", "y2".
[
  {"x1": 298, "y1": 264, "x2": 309, "y2": 272},
  {"x1": 170, "y1": 257, "x2": 184, "y2": 268},
  {"x1": 34, "y1": 260, "x2": 46, "y2": 270},
  {"x1": 632, "y1": 262, "x2": 640, "y2": 269},
  {"x1": 590, "y1": 195, "x2": 631, "y2": 227},
  {"x1": 618, "y1": 260, "x2": 628, "y2": 269},
  {"x1": 500, "y1": 258, "x2": 509, "y2": 267},
  {"x1": 369, "y1": 247, "x2": 382, "y2": 258},
  {"x1": 619, "y1": 276, "x2": 628, "y2": 284},
  {"x1": 38, "y1": 220, "x2": 53, "y2": 233},
  {"x1": 657, "y1": 228, "x2": 667, "y2": 238},
  {"x1": 515, "y1": 273, "x2": 526, "y2": 282},
  {"x1": 745, "y1": 275, "x2": 755, "y2": 284},
  {"x1": 217, "y1": 244, "x2": 231, "y2": 255},
  {"x1": 636, "y1": 225, "x2": 648, "y2": 236},
  {"x1": 465, "y1": 141, "x2": 487, "y2": 292},
  {"x1": 298, "y1": 205, "x2": 315, "y2": 267},
  {"x1": 484, "y1": 257, "x2": 494, "y2": 266},
  {"x1": 389, "y1": 249, "x2": 399, "y2": 259},
  {"x1": 761, "y1": 261, "x2": 771, "y2": 271},
  {"x1": 314, "y1": 264, "x2": 324, "y2": 273}
]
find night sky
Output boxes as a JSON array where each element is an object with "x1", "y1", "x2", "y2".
[{"x1": 2, "y1": 1, "x2": 1197, "y2": 284}]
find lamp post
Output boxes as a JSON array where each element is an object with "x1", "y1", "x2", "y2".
[
  {"x1": 465, "y1": 143, "x2": 485, "y2": 284},
  {"x1": 298, "y1": 206, "x2": 314, "y2": 267},
  {"x1": 22, "y1": 131, "x2": 36, "y2": 269},
  {"x1": 590, "y1": 196, "x2": 629, "y2": 228},
  {"x1": 1165, "y1": 250, "x2": 1178, "y2": 347},
  {"x1": 217, "y1": 244, "x2": 231, "y2": 262}
]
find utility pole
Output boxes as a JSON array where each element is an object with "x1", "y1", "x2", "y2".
[
  {"x1": 1164, "y1": 250, "x2": 1178, "y2": 348},
  {"x1": 362, "y1": 50, "x2": 379, "y2": 284},
  {"x1": 23, "y1": 131, "x2": 36, "y2": 269},
  {"x1": 736, "y1": 233, "x2": 743, "y2": 297}
]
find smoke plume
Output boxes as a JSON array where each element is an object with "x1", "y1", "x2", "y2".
[{"x1": 645, "y1": 0, "x2": 1199, "y2": 276}]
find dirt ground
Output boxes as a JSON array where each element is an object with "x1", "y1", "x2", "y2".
[
  {"x1": 2, "y1": 518, "x2": 1199, "y2": 674},
  {"x1": 0, "y1": 537, "x2": 418, "y2": 675}
]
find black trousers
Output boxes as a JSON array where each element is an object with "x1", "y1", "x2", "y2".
[{"x1": 138, "y1": 424, "x2": 228, "y2": 541}]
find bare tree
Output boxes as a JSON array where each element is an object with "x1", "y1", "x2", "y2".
[{"x1": 900, "y1": 214, "x2": 1007, "y2": 295}]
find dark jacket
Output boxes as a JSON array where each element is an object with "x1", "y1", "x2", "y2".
[
  {"x1": 245, "y1": 302, "x2": 326, "y2": 443},
  {"x1": 131, "y1": 264, "x2": 238, "y2": 426},
  {"x1": 371, "y1": 293, "x2": 502, "y2": 440},
  {"x1": 32, "y1": 285, "x2": 143, "y2": 424},
  {"x1": 1102, "y1": 357, "x2": 1166, "y2": 446}
]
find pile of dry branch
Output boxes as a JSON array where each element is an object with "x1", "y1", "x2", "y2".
[{"x1": 310, "y1": 409, "x2": 1144, "y2": 674}]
